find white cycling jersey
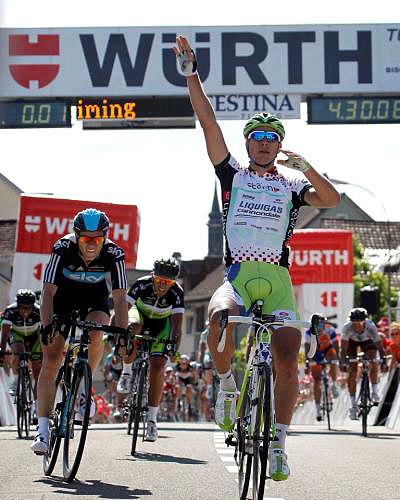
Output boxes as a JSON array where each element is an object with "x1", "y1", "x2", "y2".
[
  {"x1": 215, "y1": 154, "x2": 311, "y2": 267},
  {"x1": 341, "y1": 319, "x2": 380, "y2": 343}
]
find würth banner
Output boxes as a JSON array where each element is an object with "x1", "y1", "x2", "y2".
[
  {"x1": 290, "y1": 229, "x2": 354, "y2": 332},
  {"x1": 0, "y1": 24, "x2": 398, "y2": 98},
  {"x1": 11, "y1": 195, "x2": 140, "y2": 300}
]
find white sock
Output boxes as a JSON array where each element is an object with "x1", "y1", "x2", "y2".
[
  {"x1": 38, "y1": 417, "x2": 49, "y2": 440},
  {"x1": 123, "y1": 363, "x2": 132, "y2": 375},
  {"x1": 274, "y1": 423, "x2": 288, "y2": 449},
  {"x1": 350, "y1": 395, "x2": 356, "y2": 406},
  {"x1": 148, "y1": 406, "x2": 159, "y2": 423},
  {"x1": 315, "y1": 403, "x2": 321, "y2": 411},
  {"x1": 372, "y1": 384, "x2": 378, "y2": 393},
  {"x1": 217, "y1": 370, "x2": 237, "y2": 391}
]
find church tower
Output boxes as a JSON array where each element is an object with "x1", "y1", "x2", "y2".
[{"x1": 207, "y1": 183, "x2": 223, "y2": 257}]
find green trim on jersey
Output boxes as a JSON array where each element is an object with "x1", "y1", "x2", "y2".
[
  {"x1": 228, "y1": 261, "x2": 299, "y2": 317},
  {"x1": 135, "y1": 297, "x2": 173, "y2": 320}
]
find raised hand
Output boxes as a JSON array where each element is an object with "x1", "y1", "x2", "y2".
[
  {"x1": 173, "y1": 35, "x2": 197, "y2": 76},
  {"x1": 277, "y1": 150, "x2": 312, "y2": 173}
]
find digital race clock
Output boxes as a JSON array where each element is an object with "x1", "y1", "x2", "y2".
[
  {"x1": 0, "y1": 100, "x2": 71, "y2": 128},
  {"x1": 307, "y1": 96, "x2": 400, "y2": 124}
]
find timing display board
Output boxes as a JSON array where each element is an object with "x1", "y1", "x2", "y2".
[
  {"x1": 308, "y1": 96, "x2": 400, "y2": 124},
  {"x1": 0, "y1": 100, "x2": 71, "y2": 128}
]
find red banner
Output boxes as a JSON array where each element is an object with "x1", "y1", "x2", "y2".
[
  {"x1": 290, "y1": 229, "x2": 353, "y2": 285},
  {"x1": 16, "y1": 195, "x2": 140, "y2": 268}
]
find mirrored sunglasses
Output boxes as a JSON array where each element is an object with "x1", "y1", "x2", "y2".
[
  {"x1": 79, "y1": 236, "x2": 104, "y2": 244},
  {"x1": 249, "y1": 131, "x2": 280, "y2": 143},
  {"x1": 154, "y1": 275, "x2": 176, "y2": 287}
]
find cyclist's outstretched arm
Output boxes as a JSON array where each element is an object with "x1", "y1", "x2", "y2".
[
  {"x1": 112, "y1": 289, "x2": 128, "y2": 329},
  {"x1": 170, "y1": 313, "x2": 183, "y2": 350},
  {"x1": 40, "y1": 282, "x2": 57, "y2": 328},
  {"x1": 174, "y1": 35, "x2": 228, "y2": 166}
]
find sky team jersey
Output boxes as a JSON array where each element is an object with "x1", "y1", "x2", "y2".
[
  {"x1": 342, "y1": 319, "x2": 380, "y2": 343},
  {"x1": 127, "y1": 275, "x2": 185, "y2": 320},
  {"x1": 305, "y1": 326, "x2": 336, "y2": 351},
  {"x1": 215, "y1": 154, "x2": 312, "y2": 267},
  {"x1": 43, "y1": 233, "x2": 127, "y2": 295},
  {"x1": 1, "y1": 303, "x2": 41, "y2": 336}
]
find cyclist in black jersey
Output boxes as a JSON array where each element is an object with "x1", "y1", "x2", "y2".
[
  {"x1": 0, "y1": 290, "x2": 41, "y2": 421},
  {"x1": 174, "y1": 35, "x2": 340, "y2": 481},
  {"x1": 31, "y1": 208, "x2": 128, "y2": 455},
  {"x1": 114, "y1": 258, "x2": 184, "y2": 441}
]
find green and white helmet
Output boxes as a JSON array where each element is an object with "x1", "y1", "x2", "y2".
[{"x1": 243, "y1": 112, "x2": 285, "y2": 141}]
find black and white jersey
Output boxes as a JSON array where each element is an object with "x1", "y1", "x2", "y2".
[
  {"x1": 43, "y1": 233, "x2": 127, "y2": 297},
  {"x1": 1, "y1": 303, "x2": 41, "y2": 336}
]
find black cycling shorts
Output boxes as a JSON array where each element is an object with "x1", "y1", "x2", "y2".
[
  {"x1": 53, "y1": 292, "x2": 110, "y2": 339},
  {"x1": 347, "y1": 339, "x2": 377, "y2": 359}
]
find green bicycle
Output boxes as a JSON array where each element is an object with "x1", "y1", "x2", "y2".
[{"x1": 223, "y1": 301, "x2": 320, "y2": 500}]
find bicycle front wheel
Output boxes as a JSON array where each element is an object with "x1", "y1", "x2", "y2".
[
  {"x1": 63, "y1": 363, "x2": 92, "y2": 482},
  {"x1": 360, "y1": 375, "x2": 369, "y2": 437},
  {"x1": 16, "y1": 370, "x2": 31, "y2": 438},
  {"x1": 131, "y1": 362, "x2": 147, "y2": 456},
  {"x1": 44, "y1": 369, "x2": 65, "y2": 476},
  {"x1": 323, "y1": 379, "x2": 331, "y2": 431},
  {"x1": 237, "y1": 376, "x2": 252, "y2": 500},
  {"x1": 252, "y1": 363, "x2": 272, "y2": 500}
]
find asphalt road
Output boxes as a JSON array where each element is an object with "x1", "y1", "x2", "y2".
[{"x1": 0, "y1": 421, "x2": 399, "y2": 500}]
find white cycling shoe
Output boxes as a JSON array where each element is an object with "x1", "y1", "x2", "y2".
[
  {"x1": 145, "y1": 420, "x2": 158, "y2": 442},
  {"x1": 269, "y1": 445, "x2": 290, "y2": 481},
  {"x1": 75, "y1": 392, "x2": 96, "y2": 420},
  {"x1": 214, "y1": 389, "x2": 238, "y2": 432},
  {"x1": 117, "y1": 373, "x2": 131, "y2": 394},
  {"x1": 31, "y1": 433, "x2": 48, "y2": 455},
  {"x1": 372, "y1": 391, "x2": 380, "y2": 404}
]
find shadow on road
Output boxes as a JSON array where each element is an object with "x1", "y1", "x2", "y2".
[
  {"x1": 118, "y1": 451, "x2": 208, "y2": 465},
  {"x1": 36, "y1": 477, "x2": 151, "y2": 498}
]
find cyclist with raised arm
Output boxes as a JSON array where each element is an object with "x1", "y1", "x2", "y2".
[
  {"x1": 31, "y1": 208, "x2": 128, "y2": 454},
  {"x1": 304, "y1": 317, "x2": 339, "y2": 421},
  {"x1": 174, "y1": 35, "x2": 340, "y2": 481},
  {"x1": 115, "y1": 258, "x2": 184, "y2": 441},
  {"x1": 340, "y1": 307, "x2": 387, "y2": 420},
  {"x1": 0, "y1": 289, "x2": 41, "y2": 422}
]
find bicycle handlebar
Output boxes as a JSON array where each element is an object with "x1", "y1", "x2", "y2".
[{"x1": 228, "y1": 315, "x2": 319, "y2": 359}]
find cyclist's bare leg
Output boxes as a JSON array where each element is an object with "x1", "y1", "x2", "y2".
[
  {"x1": 207, "y1": 301, "x2": 240, "y2": 376},
  {"x1": 367, "y1": 349, "x2": 378, "y2": 384},
  {"x1": 348, "y1": 363, "x2": 358, "y2": 397},
  {"x1": 11, "y1": 341, "x2": 24, "y2": 374},
  {"x1": 312, "y1": 372, "x2": 322, "y2": 406},
  {"x1": 148, "y1": 355, "x2": 167, "y2": 407},
  {"x1": 31, "y1": 360, "x2": 42, "y2": 399},
  {"x1": 186, "y1": 384, "x2": 193, "y2": 405},
  {"x1": 37, "y1": 334, "x2": 65, "y2": 417},
  {"x1": 271, "y1": 327, "x2": 301, "y2": 425},
  {"x1": 326, "y1": 350, "x2": 338, "y2": 382},
  {"x1": 87, "y1": 310, "x2": 109, "y2": 376}
]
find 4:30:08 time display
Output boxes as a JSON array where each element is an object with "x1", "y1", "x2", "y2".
[
  {"x1": 0, "y1": 101, "x2": 71, "y2": 128},
  {"x1": 308, "y1": 96, "x2": 400, "y2": 124}
]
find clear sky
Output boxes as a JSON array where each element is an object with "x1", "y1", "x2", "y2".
[{"x1": 1, "y1": 1, "x2": 399, "y2": 269}]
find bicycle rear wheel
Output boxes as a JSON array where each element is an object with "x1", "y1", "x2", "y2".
[
  {"x1": 44, "y1": 369, "x2": 65, "y2": 476},
  {"x1": 131, "y1": 362, "x2": 147, "y2": 456},
  {"x1": 252, "y1": 363, "x2": 271, "y2": 500},
  {"x1": 63, "y1": 363, "x2": 92, "y2": 482},
  {"x1": 237, "y1": 376, "x2": 252, "y2": 500}
]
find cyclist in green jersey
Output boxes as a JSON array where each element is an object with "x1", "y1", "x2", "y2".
[
  {"x1": 115, "y1": 258, "x2": 184, "y2": 441},
  {"x1": 174, "y1": 35, "x2": 340, "y2": 481}
]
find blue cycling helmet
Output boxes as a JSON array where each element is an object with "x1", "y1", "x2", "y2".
[{"x1": 73, "y1": 208, "x2": 110, "y2": 235}]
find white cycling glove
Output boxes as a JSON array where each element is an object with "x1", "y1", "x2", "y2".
[
  {"x1": 177, "y1": 49, "x2": 198, "y2": 76},
  {"x1": 279, "y1": 153, "x2": 312, "y2": 173}
]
